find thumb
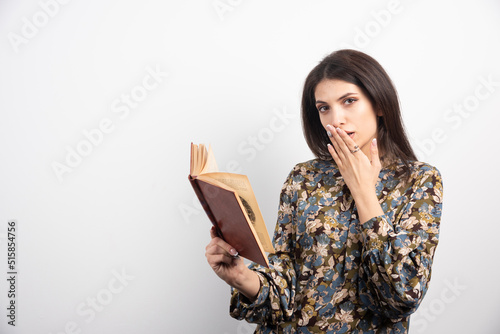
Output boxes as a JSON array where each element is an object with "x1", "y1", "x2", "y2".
[{"x1": 370, "y1": 138, "x2": 381, "y2": 169}]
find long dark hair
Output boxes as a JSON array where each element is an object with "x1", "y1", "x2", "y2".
[{"x1": 301, "y1": 49, "x2": 417, "y2": 174}]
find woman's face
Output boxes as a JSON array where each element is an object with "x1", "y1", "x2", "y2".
[{"x1": 314, "y1": 79, "x2": 380, "y2": 158}]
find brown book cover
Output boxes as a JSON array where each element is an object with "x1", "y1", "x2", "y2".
[{"x1": 188, "y1": 143, "x2": 274, "y2": 267}]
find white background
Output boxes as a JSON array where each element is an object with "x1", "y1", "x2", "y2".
[{"x1": 1, "y1": 0, "x2": 499, "y2": 333}]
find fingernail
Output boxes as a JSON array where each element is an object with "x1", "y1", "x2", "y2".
[
  {"x1": 327, "y1": 130, "x2": 332, "y2": 137},
  {"x1": 326, "y1": 124, "x2": 333, "y2": 131},
  {"x1": 229, "y1": 248, "x2": 238, "y2": 256},
  {"x1": 336, "y1": 127, "x2": 342, "y2": 133},
  {"x1": 372, "y1": 138, "x2": 377, "y2": 145}
]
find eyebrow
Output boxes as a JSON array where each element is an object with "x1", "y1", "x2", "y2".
[{"x1": 315, "y1": 92, "x2": 358, "y2": 104}]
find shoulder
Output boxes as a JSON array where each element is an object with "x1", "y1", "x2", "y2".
[
  {"x1": 407, "y1": 161, "x2": 442, "y2": 184},
  {"x1": 386, "y1": 160, "x2": 442, "y2": 189},
  {"x1": 279, "y1": 158, "x2": 338, "y2": 193},
  {"x1": 288, "y1": 158, "x2": 338, "y2": 178}
]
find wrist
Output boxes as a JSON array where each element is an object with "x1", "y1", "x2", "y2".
[
  {"x1": 353, "y1": 190, "x2": 384, "y2": 224},
  {"x1": 231, "y1": 267, "x2": 260, "y2": 301},
  {"x1": 352, "y1": 189, "x2": 376, "y2": 206}
]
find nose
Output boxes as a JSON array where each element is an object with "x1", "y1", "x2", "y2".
[{"x1": 330, "y1": 108, "x2": 345, "y2": 128}]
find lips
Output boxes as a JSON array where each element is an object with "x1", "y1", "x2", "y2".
[{"x1": 346, "y1": 131, "x2": 355, "y2": 139}]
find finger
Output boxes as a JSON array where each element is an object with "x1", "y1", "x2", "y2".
[
  {"x1": 326, "y1": 125, "x2": 347, "y2": 159},
  {"x1": 207, "y1": 236, "x2": 239, "y2": 257},
  {"x1": 207, "y1": 227, "x2": 221, "y2": 252},
  {"x1": 205, "y1": 244, "x2": 237, "y2": 266},
  {"x1": 206, "y1": 252, "x2": 234, "y2": 266},
  {"x1": 327, "y1": 143, "x2": 342, "y2": 167},
  {"x1": 210, "y1": 226, "x2": 217, "y2": 239},
  {"x1": 205, "y1": 234, "x2": 223, "y2": 252},
  {"x1": 334, "y1": 127, "x2": 359, "y2": 154},
  {"x1": 331, "y1": 126, "x2": 353, "y2": 157},
  {"x1": 370, "y1": 138, "x2": 381, "y2": 168}
]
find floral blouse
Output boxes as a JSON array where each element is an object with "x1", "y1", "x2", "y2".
[{"x1": 229, "y1": 158, "x2": 443, "y2": 333}]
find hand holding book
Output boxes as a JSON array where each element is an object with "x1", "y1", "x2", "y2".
[
  {"x1": 189, "y1": 143, "x2": 274, "y2": 267},
  {"x1": 205, "y1": 226, "x2": 261, "y2": 301}
]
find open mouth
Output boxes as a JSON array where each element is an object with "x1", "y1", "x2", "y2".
[{"x1": 346, "y1": 132, "x2": 355, "y2": 139}]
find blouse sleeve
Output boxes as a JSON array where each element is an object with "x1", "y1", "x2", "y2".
[
  {"x1": 229, "y1": 169, "x2": 298, "y2": 326},
  {"x1": 359, "y1": 165, "x2": 443, "y2": 319}
]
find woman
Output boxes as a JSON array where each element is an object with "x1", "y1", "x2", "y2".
[{"x1": 205, "y1": 49, "x2": 443, "y2": 333}]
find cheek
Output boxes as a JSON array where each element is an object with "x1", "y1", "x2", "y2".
[
  {"x1": 318, "y1": 115, "x2": 328, "y2": 129},
  {"x1": 359, "y1": 108, "x2": 378, "y2": 132},
  {"x1": 366, "y1": 116, "x2": 378, "y2": 135}
]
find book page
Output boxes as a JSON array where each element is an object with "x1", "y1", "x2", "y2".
[
  {"x1": 200, "y1": 144, "x2": 219, "y2": 174},
  {"x1": 201, "y1": 172, "x2": 274, "y2": 253},
  {"x1": 191, "y1": 143, "x2": 219, "y2": 176},
  {"x1": 190, "y1": 143, "x2": 199, "y2": 175},
  {"x1": 198, "y1": 144, "x2": 205, "y2": 175}
]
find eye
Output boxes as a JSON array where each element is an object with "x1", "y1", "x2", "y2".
[
  {"x1": 344, "y1": 97, "x2": 357, "y2": 105},
  {"x1": 317, "y1": 105, "x2": 329, "y2": 113}
]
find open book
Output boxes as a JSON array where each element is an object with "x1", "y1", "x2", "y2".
[{"x1": 188, "y1": 143, "x2": 274, "y2": 267}]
